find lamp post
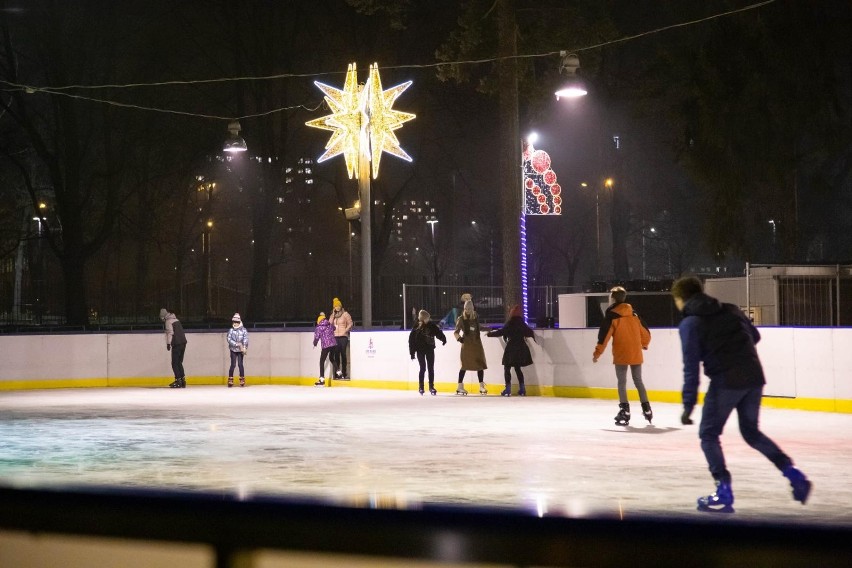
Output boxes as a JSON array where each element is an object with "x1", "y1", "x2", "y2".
[
  {"x1": 202, "y1": 219, "x2": 213, "y2": 320},
  {"x1": 642, "y1": 226, "x2": 656, "y2": 280}
]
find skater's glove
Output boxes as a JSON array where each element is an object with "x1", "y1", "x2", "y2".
[
  {"x1": 166, "y1": 344, "x2": 171, "y2": 351},
  {"x1": 680, "y1": 409, "x2": 694, "y2": 425}
]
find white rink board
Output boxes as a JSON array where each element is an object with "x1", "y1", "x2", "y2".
[{"x1": 2, "y1": 327, "x2": 852, "y2": 409}]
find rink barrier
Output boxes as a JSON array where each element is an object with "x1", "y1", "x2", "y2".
[
  {"x1": 1, "y1": 328, "x2": 851, "y2": 413},
  {"x1": 1, "y1": 485, "x2": 851, "y2": 568}
]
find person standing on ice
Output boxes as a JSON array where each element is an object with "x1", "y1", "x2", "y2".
[
  {"x1": 592, "y1": 286, "x2": 653, "y2": 425},
  {"x1": 408, "y1": 309, "x2": 447, "y2": 395},
  {"x1": 226, "y1": 313, "x2": 249, "y2": 387},
  {"x1": 159, "y1": 308, "x2": 187, "y2": 388},
  {"x1": 330, "y1": 297, "x2": 353, "y2": 380},
  {"x1": 453, "y1": 299, "x2": 488, "y2": 395},
  {"x1": 312, "y1": 312, "x2": 338, "y2": 387},
  {"x1": 672, "y1": 276, "x2": 811, "y2": 513},
  {"x1": 486, "y1": 304, "x2": 535, "y2": 396}
]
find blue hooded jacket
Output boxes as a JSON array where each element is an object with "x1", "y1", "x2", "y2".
[{"x1": 679, "y1": 293, "x2": 765, "y2": 413}]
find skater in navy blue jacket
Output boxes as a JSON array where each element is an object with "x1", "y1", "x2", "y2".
[{"x1": 672, "y1": 276, "x2": 811, "y2": 513}]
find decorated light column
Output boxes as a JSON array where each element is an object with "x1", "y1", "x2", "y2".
[{"x1": 307, "y1": 63, "x2": 415, "y2": 329}]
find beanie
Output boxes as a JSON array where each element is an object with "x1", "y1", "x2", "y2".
[
  {"x1": 159, "y1": 308, "x2": 168, "y2": 320},
  {"x1": 333, "y1": 297, "x2": 342, "y2": 309},
  {"x1": 317, "y1": 312, "x2": 326, "y2": 324},
  {"x1": 232, "y1": 313, "x2": 241, "y2": 323}
]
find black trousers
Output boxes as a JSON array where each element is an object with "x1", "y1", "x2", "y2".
[
  {"x1": 170, "y1": 344, "x2": 186, "y2": 379},
  {"x1": 416, "y1": 349, "x2": 436, "y2": 388}
]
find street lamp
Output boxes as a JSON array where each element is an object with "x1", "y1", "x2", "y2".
[
  {"x1": 642, "y1": 226, "x2": 656, "y2": 280},
  {"x1": 427, "y1": 219, "x2": 438, "y2": 242},
  {"x1": 223, "y1": 120, "x2": 248, "y2": 153},
  {"x1": 554, "y1": 52, "x2": 588, "y2": 100}
]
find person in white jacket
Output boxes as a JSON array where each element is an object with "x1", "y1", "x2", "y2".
[{"x1": 226, "y1": 313, "x2": 249, "y2": 387}]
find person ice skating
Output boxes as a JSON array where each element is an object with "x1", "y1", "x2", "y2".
[
  {"x1": 159, "y1": 308, "x2": 187, "y2": 388},
  {"x1": 487, "y1": 304, "x2": 535, "y2": 396},
  {"x1": 313, "y1": 312, "x2": 338, "y2": 387},
  {"x1": 330, "y1": 297, "x2": 353, "y2": 380},
  {"x1": 408, "y1": 309, "x2": 447, "y2": 395},
  {"x1": 453, "y1": 299, "x2": 488, "y2": 395},
  {"x1": 593, "y1": 286, "x2": 653, "y2": 425},
  {"x1": 226, "y1": 313, "x2": 249, "y2": 387},
  {"x1": 672, "y1": 276, "x2": 812, "y2": 513}
]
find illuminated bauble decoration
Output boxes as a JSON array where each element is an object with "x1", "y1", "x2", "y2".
[
  {"x1": 532, "y1": 185, "x2": 541, "y2": 196},
  {"x1": 544, "y1": 169, "x2": 557, "y2": 185},
  {"x1": 531, "y1": 150, "x2": 551, "y2": 174},
  {"x1": 306, "y1": 62, "x2": 415, "y2": 180},
  {"x1": 554, "y1": 205, "x2": 561, "y2": 214},
  {"x1": 525, "y1": 178, "x2": 535, "y2": 189},
  {"x1": 551, "y1": 184, "x2": 561, "y2": 196},
  {"x1": 540, "y1": 204, "x2": 550, "y2": 214},
  {"x1": 553, "y1": 195, "x2": 562, "y2": 205},
  {"x1": 537, "y1": 194, "x2": 546, "y2": 204}
]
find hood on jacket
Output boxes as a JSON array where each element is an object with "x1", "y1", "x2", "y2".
[
  {"x1": 607, "y1": 302, "x2": 635, "y2": 317},
  {"x1": 683, "y1": 293, "x2": 723, "y2": 317}
]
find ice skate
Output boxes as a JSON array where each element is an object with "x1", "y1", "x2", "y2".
[
  {"x1": 479, "y1": 382, "x2": 488, "y2": 396},
  {"x1": 614, "y1": 403, "x2": 630, "y2": 426},
  {"x1": 500, "y1": 385, "x2": 511, "y2": 397},
  {"x1": 783, "y1": 466, "x2": 812, "y2": 504},
  {"x1": 314, "y1": 378, "x2": 325, "y2": 387},
  {"x1": 429, "y1": 386, "x2": 437, "y2": 396},
  {"x1": 641, "y1": 401, "x2": 653, "y2": 424},
  {"x1": 517, "y1": 384, "x2": 526, "y2": 397},
  {"x1": 418, "y1": 387, "x2": 425, "y2": 395},
  {"x1": 456, "y1": 384, "x2": 468, "y2": 396},
  {"x1": 697, "y1": 481, "x2": 735, "y2": 513},
  {"x1": 169, "y1": 379, "x2": 181, "y2": 388},
  {"x1": 227, "y1": 377, "x2": 234, "y2": 388},
  {"x1": 239, "y1": 377, "x2": 245, "y2": 387}
]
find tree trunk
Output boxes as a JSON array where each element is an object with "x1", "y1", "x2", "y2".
[
  {"x1": 61, "y1": 252, "x2": 89, "y2": 326},
  {"x1": 497, "y1": 0, "x2": 522, "y2": 311}
]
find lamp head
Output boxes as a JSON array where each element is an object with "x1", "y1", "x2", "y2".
[{"x1": 223, "y1": 120, "x2": 248, "y2": 153}]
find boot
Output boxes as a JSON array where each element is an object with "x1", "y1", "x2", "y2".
[
  {"x1": 501, "y1": 381, "x2": 511, "y2": 397},
  {"x1": 479, "y1": 382, "x2": 488, "y2": 395},
  {"x1": 517, "y1": 383, "x2": 526, "y2": 397},
  {"x1": 239, "y1": 377, "x2": 246, "y2": 387},
  {"x1": 614, "y1": 403, "x2": 630, "y2": 426},
  {"x1": 641, "y1": 401, "x2": 653, "y2": 424},
  {"x1": 697, "y1": 480, "x2": 735, "y2": 513},
  {"x1": 228, "y1": 377, "x2": 234, "y2": 388},
  {"x1": 782, "y1": 466, "x2": 812, "y2": 504},
  {"x1": 429, "y1": 383, "x2": 437, "y2": 396}
]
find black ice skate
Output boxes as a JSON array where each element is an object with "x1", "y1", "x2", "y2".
[
  {"x1": 614, "y1": 403, "x2": 630, "y2": 426},
  {"x1": 641, "y1": 401, "x2": 653, "y2": 424}
]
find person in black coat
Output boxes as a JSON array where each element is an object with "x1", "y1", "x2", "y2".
[
  {"x1": 487, "y1": 304, "x2": 535, "y2": 396},
  {"x1": 408, "y1": 309, "x2": 447, "y2": 395}
]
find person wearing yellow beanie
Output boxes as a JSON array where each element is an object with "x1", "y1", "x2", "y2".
[{"x1": 330, "y1": 297, "x2": 353, "y2": 380}]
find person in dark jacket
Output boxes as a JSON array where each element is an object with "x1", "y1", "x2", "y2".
[
  {"x1": 409, "y1": 309, "x2": 447, "y2": 395},
  {"x1": 159, "y1": 308, "x2": 187, "y2": 388},
  {"x1": 593, "y1": 287, "x2": 653, "y2": 425},
  {"x1": 672, "y1": 276, "x2": 811, "y2": 513},
  {"x1": 487, "y1": 304, "x2": 535, "y2": 396}
]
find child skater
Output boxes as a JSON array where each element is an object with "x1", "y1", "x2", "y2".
[
  {"x1": 313, "y1": 312, "x2": 338, "y2": 387},
  {"x1": 227, "y1": 313, "x2": 249, "y2": 387},
  {"x1": 453, "y1": 299, "x2": 488, "y2": 395},
  {"x1": 408, "y1": 309, "x2": 447, "y2": 395},
  {"x1": 486, "y1": 304, "x2": 535, "y2": 396},
  {"x1": 593, "y1": 286, "x2": 653, "y2": 425}
]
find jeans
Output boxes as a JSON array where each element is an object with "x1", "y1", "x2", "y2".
[
  {"x1": 699, "y1": 383, "x2": 792, "y2": 483},
  {"x1": 228, "y1": 351, "x2": 245, "y2": 378},
  {"x1": 170, "y1": 344, "x2": 186, "y2": 379},
  {"x1": 416, "y1": 349, "x2": 435, "y2": 388}
]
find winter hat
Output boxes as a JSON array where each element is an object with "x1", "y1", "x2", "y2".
[
  {"x1": 463, "y1": 300, "x2": 474, "y2": 314},
  {"x1": 158, "y1": 308, "x2": 168, "y2": 320},
  {"x1": 333, "y1": 297, "x2": 342, "y2": 309},
  {"x1": 418, "y1": 309, "x2": 431, "y2": 323},
  {"x1": 508, "y1": 304, "x2": 522, "y2": 319},
  {"x1": 461, "y1": 293, "x2": 472, "y2": 303},
  {"x1": 317, "y1": 312, "x2": 326, "y2": 324},
  {"x1": 232, "y1": 313, "x2": 242, "y2": 323}
]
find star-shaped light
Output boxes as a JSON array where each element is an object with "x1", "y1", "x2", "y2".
[{"x1": 306, "y1": 62, "x2": 415, "y2": 180}]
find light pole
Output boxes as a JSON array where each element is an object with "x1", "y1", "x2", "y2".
[
  {"x1": 202, "y1": 219, "x2": 213, "y2": 320},
  {"x1": 642, "y1": 226, "x2": 656, "y2": 280}
]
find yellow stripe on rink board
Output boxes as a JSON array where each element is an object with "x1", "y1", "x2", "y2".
[{"x1": 1, "y1": 377, "x2": 849, "y2": 414}]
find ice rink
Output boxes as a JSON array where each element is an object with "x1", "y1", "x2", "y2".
[{"x1": 1, "y1": 385, "x2": 851, "y2": 526}]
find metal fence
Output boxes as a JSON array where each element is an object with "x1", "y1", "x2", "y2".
[{"x1": 745, "y1": 263, "x2": 852, "y2": 326}]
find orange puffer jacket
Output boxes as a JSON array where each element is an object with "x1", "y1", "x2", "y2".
[{"x1": 593, "y1": 302, "x2": 651, "y2": 365}]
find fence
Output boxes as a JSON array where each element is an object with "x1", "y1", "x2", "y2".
[{"x1": 744, "y1": 263, "x2": 852, "y2": 326}]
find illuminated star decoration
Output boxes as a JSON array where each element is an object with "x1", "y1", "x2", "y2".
[
  {"x1": 522, "y1": 140, "x2": 563, "y2": 215},
  {"x1": 306, "y1": 63, "x2": 415, "y2": 180}
]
